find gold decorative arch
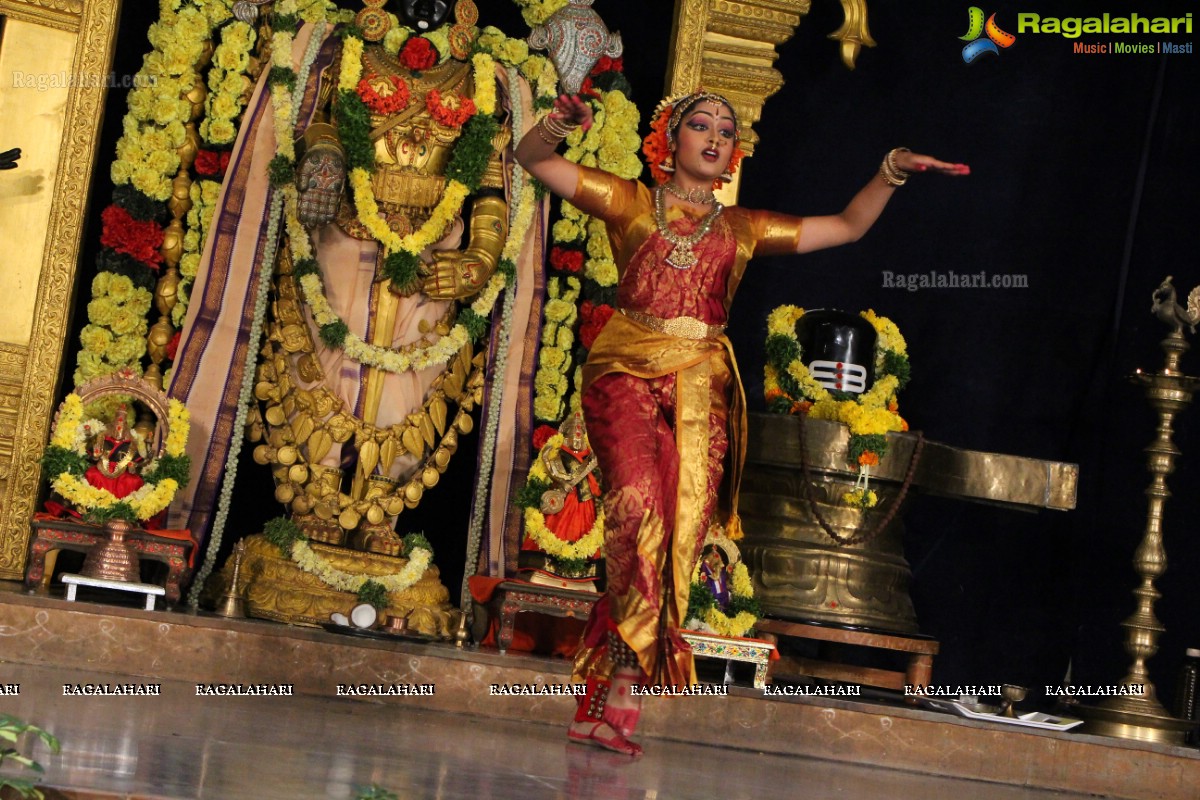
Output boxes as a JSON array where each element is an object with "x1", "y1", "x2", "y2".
[
  {"x1": 0, "y1": 0, "x2": 122, "y2": 579},
  {"x1": 666, "y1": 0, "x2": 876, "y2": 203}
]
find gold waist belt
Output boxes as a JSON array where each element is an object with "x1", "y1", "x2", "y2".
[
  {"x1": 619, "y1": 308, "x2": 726, "y2": 340},
  {"x1": 371, "y1": 169, "x2": 447, "y2": 210}
]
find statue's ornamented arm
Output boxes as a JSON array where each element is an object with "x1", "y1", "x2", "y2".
[{"x1": 423, "y1": 193, "x2": 508, "y2": 300}]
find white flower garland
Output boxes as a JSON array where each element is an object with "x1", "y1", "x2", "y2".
[
  {"x1": 461, "y1": 64, "x2": 528, "y2": 612},
  {"x1": 290, "y1": 538, "x2": 432, "y2": 593}
]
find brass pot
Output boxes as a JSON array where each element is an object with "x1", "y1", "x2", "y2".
[
  {"x1": 80, "y1": 518, "x2": 141, "y2": 583},
  {"x1": 740, "y1": 413, "x2": 920, "y2": 633}
]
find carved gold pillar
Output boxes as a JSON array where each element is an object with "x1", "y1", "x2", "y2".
[
  {"x1": 0, "y1": 0, "x2": 123, "y2": 579},
  {"x1": 667, "y1": 0, "x2": 811, "y2": 204}
]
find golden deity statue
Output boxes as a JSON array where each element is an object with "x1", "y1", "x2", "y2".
[
  {"x1": 262, "y1": 0, "x2": 512, "y2": 559},
  {"x1": 171, "y1": 0, "x2": 547, "y2": 633}
]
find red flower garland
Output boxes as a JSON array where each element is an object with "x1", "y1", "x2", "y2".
[
  {"x1": 399, "y1": 37, "x2": 438, "y2": 71},
  {"x1": 194, "y1": 149, "x2": 231, "y2": 178},
  {"x1": 591, "y1": 56, "x2": 623, "y2": 75},
  {"x1": 425, "y1": 89, "x2": 475, "y2": 129},
  {"x1": 166, "y1": 331, "x2": 181, "y2": 361},
  {"x1": 532, "y1": 424, "x2": 558, "y2": 451},
  {"x1": 579, "y1": 301, "x2": 614, "y2": 350},
  {"x1": 549, "y1": 246, "x2": 583, "y2": 274},
  {"x1": 357, "y1": 74, "x2": 411, "y2": 116},
  {"x1": 100, "y1": 204, "x2": 164, "y2": 268}
]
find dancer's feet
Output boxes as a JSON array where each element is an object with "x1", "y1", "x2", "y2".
[
  {"x1": 567, "y1": 718, "x2": 643, "y2": 757},
  {"x1": 602, "y1": 667, "x2": 643, "y2": 738}
]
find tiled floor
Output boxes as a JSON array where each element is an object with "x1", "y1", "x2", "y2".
[{"x1": 0, "y1": 663, "x2": 1109, "y2": 800}]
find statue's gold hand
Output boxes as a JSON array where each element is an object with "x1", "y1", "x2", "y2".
[{"x1": 424, "y1": 250, "x2": 486, "y2": 300}]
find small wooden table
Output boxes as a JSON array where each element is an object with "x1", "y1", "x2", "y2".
[
  {"x1": 756, "y1": 617, "x2": 939, "y2": 695},
  {"x1": 27, "y1": 517, "x2": 194, "y2": 604},
  {"x1": 493, "y1": 580, "x2": 599, "y2": 655},
  {"x1": 61, "y1": 573, "x2": 166, "y2": 611}
]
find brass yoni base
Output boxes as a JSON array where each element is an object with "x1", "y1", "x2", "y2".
[
  {"x1": 210, "y1": 534, "x2": 459, "y2": 637},
  {"x1": 1076, "y1": 702, "x2": 1194, "y2": 745}
]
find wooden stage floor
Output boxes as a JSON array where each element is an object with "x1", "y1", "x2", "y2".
[{"x1": 0, "y1": 582, "x2": 1194, "y2": 799}]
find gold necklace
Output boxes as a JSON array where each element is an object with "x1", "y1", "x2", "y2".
[
  {"x1": 663, "y1": 181, "x2": 715, "y2": 205},
  {"x1": 653, "y1": 185, "x2": 723, "y2": 269}
]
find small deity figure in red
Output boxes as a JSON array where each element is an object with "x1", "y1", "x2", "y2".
[
  {"x1": 84, "y1": 404, "x2": 146, "y2": 500},
  {"x1": 534, "y1": 412, "x2": 601, "y2": 551}
]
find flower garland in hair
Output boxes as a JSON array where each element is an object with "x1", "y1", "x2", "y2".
[
  {"x1": 641, "y1": 91, "x2": 745, "y2": 188},
  {"x1": 43, "y1": 392, "x2": 192, "y2": 523},
  {"x1": 763, "y1": 306, "x2": 911, "y2": 508}
]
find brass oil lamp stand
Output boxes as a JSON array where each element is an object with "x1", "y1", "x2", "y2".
[{"x1": 1079, "y1": 278, "x2": 1200, "y2": 744}]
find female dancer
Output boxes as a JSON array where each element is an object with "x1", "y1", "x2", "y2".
[{"x1": 516, "y1": 90, "x2": 968, "y2": 756}]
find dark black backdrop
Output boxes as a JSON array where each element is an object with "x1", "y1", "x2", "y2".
[{"x1": 69, "y1": 0, "x2": 1199, "y2": 704}]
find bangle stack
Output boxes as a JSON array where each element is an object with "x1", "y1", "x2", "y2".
[
  {"x1": 535, "y1": 114, "x2": 578, "y2": 145},
  {"x1": 879, "y1": 147, "x2": 912, "y2": 187}
]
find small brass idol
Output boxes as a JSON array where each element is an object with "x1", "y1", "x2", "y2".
[{"x1": 1078, "y1": 277, "x2": 1200, "y2": 744}]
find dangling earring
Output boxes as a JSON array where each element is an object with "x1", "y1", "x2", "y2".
[
  {"x1": 719, "y1": 168, "x2": 733, "y2": 183},
  {"x1": 659, "y1": 153, "x2": 675, "y2": 174}
]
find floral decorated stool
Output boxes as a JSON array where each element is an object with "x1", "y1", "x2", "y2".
[
  {"x1": 26, "y1": 515, "x2": 195, "y2": 604},
  {"x1": 680, "y1": 630, "x2": 776, "y2": 689},
  {"x1": 756, "y1": 617, "x2": 939, "y2": 698}
]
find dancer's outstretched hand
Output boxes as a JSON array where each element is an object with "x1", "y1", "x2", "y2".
[{"x1": 550, "y1": 94, "x2": 593, "y2": 133}]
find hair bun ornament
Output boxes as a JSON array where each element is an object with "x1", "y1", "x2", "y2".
[{"x1": 356, "y1": 0, "x2": 392, "y2": 43}]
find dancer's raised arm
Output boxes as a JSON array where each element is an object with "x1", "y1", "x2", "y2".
[
  {"x1": 515, "y1": 94, "x2": 594, "y2": 200},
  {"x1": 795, "y1": 149, "x2": 970, "y2": 254}
]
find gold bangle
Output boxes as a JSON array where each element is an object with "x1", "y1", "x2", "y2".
[
  {"x1": 541, "y1": 115, "x2": 578, "y2": 138},
  {"x1": 534, "y1": 119, "x2": 562, "y2": 145},
  {"x1": 880, "y1": 147, "x2": 911, "y2": 187}
]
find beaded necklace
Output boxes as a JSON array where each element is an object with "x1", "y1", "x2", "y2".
[{"x1": 653, "y1": 185, "x2": 723, "y2": 269}]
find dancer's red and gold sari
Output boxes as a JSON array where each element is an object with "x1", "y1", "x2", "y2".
[{"x1": 568, "y1": 167, "x2": 803, "y2": 687}]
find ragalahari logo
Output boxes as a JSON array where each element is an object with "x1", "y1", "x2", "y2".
[{"x1": 960, "y1": 7, "x2": 1017, "y2": 62}]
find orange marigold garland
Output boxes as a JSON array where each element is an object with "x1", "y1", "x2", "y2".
[
  {"x1": 642, "y1": 104, "x2": 674, "y2": 185},
  {"x1": 357, "y1": 74, "x2": 411, "y2": 115},
  {"x1": 425, "y1": 89, "x2": 475, "y2": 128}
]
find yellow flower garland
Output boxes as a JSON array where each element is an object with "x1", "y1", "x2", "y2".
[
  {"x1": 764, "y1": 305, "x2": 910, "y2": 508},
  {"x1": 521, "y1": 434, "x2": 605, "y2": 561},
  {"x1": 283, "y1": 32, "x2": 549, "y2": 376},
  {"x1": 343, "y1": 47, "x2": 495, "y2": 260},
  {"x1": 532, "y1": 277, "x2": 579, "y2": 422}
]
